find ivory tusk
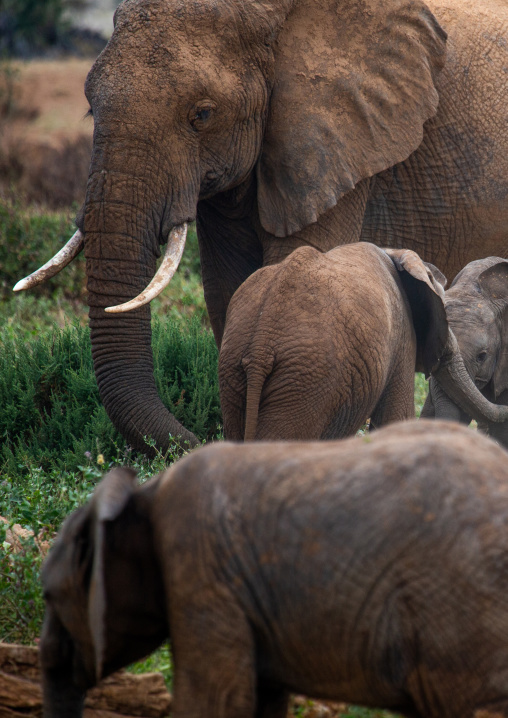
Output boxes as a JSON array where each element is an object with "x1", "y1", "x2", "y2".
[
  {"x1": 13, "y1": 229, "x2": 84, "y2": 292},
  {"x1": 105, "y1": 223, "x2": 188, "y2": 313}
]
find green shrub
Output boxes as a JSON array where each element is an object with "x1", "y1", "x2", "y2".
[
  {"x1": 414, "y1": 373, "x2": 428, "y2": 416},
  {"x1": 0, "y1": 315, "x2": 221, "y2": 481},
  {"x1": 0, "y1": 526, "x2": 45, "y2": 644},
  {"x1": 0, "y1": 200, "x2": 85, "y2": 300}
]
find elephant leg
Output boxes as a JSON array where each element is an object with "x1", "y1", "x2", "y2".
[
  {"x1": 370, "y1": 363, "x2": 415, "y2": 431},
  {"x1": 426, "y1": 377, "x2": 471, "y2": 424},
  {"x1": 256, "y1": 681, "x2": 289, "y2": 718},
  {"x1": 485, "y1": 421, "x2": 508, "y2": 450},
  {"x1": 420, "y1": 390, "x2": 435, "y2": 418},
  {"x1": 170, "y1": 595, "x2": 257, "y2": 718},
  {"x1": 197, "y1": 197, "x2": 264, "y2": 348}
]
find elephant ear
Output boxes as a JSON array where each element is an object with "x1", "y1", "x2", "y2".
[
  {"x1": 257, "y1": 0, "x2": 447, "y2": 237},
  {"x1": 478, "y1": 261, "x2": 508, "y2": 399},
  {"x1": 88, "y1": 467, "x2": 137, "y2": 681},
  {"x1": 385, "y1": 248, "x2": 448, "y2": 376}
]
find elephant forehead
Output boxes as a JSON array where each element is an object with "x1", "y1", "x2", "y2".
[
  {"x1": 445, "y1": 296, "x2": 496, "y2": 324},
  {"x1": 86, "y1": 13, "x2": 258, "y2": 110},
  {"x1": 110, "y1": 0, "x2": 254, "y2": 61}
]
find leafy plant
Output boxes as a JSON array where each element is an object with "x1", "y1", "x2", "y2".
[
  {"x1": 0, "y1": 525, "x2": 45, "y2": 644},
  {"x1": 0, "y1": 200, "x2": 85, "y2": 300},
  {"x1": 414, "y1": 373, "x2": 428, "y2": 416},
  {"x1": 0, "y1": 315, "x2": 220, "y2": 480}
]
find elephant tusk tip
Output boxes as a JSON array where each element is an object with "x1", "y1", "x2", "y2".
[{"x1": 13, "y1": 278, "x2": 29, "y2": 292}]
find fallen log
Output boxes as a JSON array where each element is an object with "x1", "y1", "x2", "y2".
[{"x1": 0, "y1": 643, "x2": 171, "y2": 718}]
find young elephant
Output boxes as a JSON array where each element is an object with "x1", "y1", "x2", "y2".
[
  {"x1": 41, "y1": 420, "x2": 508, "y2": 718},
  {"x1": 422, "y1": 257, "x2": 508, "y2": 446},
  {"x1": 218, "y1": 242, "x2": 508, "y2": 440}
]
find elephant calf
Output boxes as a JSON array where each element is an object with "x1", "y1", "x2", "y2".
[
  {"x1": 41, "y1": 420, "x2": 508, "y2": 718},
  {"x1": 422, "y1": 257, "x2": 508, "y2": 446},
  {"x1": 219, "y1": 241, "x2": 506, "y2": 440}
]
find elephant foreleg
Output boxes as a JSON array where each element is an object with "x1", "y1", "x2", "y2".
[
  {"x1": 485, "y1": 421, "x2": 508, "y2": 450},
  {"x1": 256, "y1": 682, "x2": 289, "y2": 718},
  {"x1": 420, "y1": 390, "x2": 435, "y2": 418},
  {"x1": 197, "y1": 197, "x2": 263, "y2": 348},
  {"x1": 370, "y1": 361, "x2": 416, "y2": 431},
  {"x1": 170, "y1": 594, "x2": 257, "y2": 718},
  {"x1": 426, "y1": 377, "x2": 471, "y2": 424}
]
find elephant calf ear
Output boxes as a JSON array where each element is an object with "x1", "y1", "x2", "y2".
[
  {"x1": 478, "y1": 261, "x2": 508, "y2": 398},
  {"x1": 257, "y1": 0, "x2": 446, "y2": 237},
  {"x1": 88, "y1": 468, "x2": 137, "y2": 682},
  {"x1": 385, "y1": 248, "x2": 448, "y2": 376}
]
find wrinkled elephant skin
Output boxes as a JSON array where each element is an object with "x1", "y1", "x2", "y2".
[
  {"x1": 219, "y1": 243, "x2": 451, "y2": 440},
  {"x1": 21, "y1": 0, "x2": 508, "y2": 452},
  {"x1": 41, "y1": 420, "x2": 508, "y2": 718}
]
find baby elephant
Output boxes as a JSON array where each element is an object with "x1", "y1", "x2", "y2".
[
  {"x1": 219, "y1": 241, "x2": 506, "y2": 440},
  {"x1": 422, "y1": 257, "x2": 508, "y2": 446},
  {"x1": 41, "y1": 420, "x2": 508, "y2": 718}
]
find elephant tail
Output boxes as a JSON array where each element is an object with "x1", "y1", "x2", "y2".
[{"x1": 243, "y1": 356, "x2": 274, "y2": 442}]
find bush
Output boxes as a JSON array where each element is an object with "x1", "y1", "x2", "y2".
[
  {"x1": 0, "y1": 200, "x2": 85, "y2": 300},
  {"x1": 0, "y1": 527, "x2": 45, "y2": 644},
  {"x1": 0, "y1": 315, "x2": 221, "y2": 481}
]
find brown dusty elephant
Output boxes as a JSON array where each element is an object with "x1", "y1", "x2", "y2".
[
  {"x1": 15, "y1": 0, "x2": 508, "y2": 453},
  {"x1": 41, "y1": 420, "x2": 508, "y2": 718},
  {"x1": 422, "y1": 257, "x2": 508, "y2": 447},
  {"x1": 219, "y1": 242, "x2": 508, "y2": 440}
]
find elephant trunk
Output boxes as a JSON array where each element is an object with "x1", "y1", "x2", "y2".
[
  {"x1": 84, "y1": 169, "x2": 199, "y2": 454},
  {"x1": 432, "y1": 333, "x2": 508, "y2": 425}
]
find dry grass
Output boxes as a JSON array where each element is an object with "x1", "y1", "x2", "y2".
[{"x1": 0, "y1": 59, "x2": 93, "y2": 207}]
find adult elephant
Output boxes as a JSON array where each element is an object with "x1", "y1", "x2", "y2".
[{"x1": 15, "y1": 0, "x2": 508, "y2": 453}]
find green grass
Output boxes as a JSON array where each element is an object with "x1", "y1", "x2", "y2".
[{"x1": 0, "y1": 316, "x2": 220, "y2": 483}]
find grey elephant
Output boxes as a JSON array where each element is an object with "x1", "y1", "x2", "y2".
[
  {"x1": 219, "y1": 242, "x2": 508, "y2": 440},
  {"x1": 422, "y1": 257, "x2": 508, "y2": 446},
  {"x1": 41, "y1": 420, "x2": 508, "y2": 718},
  {"x1": 15, "y1": 0, "x2": 508, "y2": 454}
]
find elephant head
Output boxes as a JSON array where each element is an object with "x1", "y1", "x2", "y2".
[
  {"x1": 421, "y1": 258, "x2": 508, "y2": 444},
  {"x1": 39, "y1": 468, "x2": 167, "y2": 717},
  {"x1": 381, "y1": 249, "x2": 508, "y2": 430},
  {"x1": 14, "y1": 0, "x2": 447, "y2": 453}
]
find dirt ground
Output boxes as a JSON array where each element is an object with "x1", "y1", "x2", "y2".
[{"x1": 0, "y1": 59, "x2": 94, "y2": 207}]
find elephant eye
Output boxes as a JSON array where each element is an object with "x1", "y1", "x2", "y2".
[
  {"x1": 189, "y1": 101, "x2": 216, "y2": 130},
  {"x1": 477, "y1": 350, "x2": 488, "y2": 363}
]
